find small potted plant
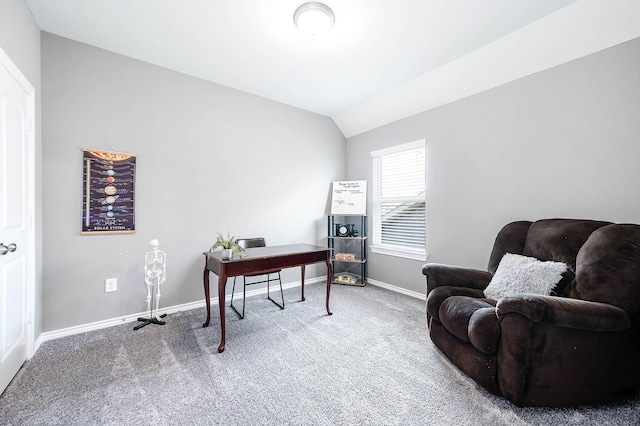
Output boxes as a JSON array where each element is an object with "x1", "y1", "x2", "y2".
[{"x1": 210, "y1": 232, "x2": 244, "y2": 259}]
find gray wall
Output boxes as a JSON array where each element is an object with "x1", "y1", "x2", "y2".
[
  {"x1": 41, "y1": 33, "x2": 345, "y2": 332},
  {"x1": 0, "y1": 0, "x2": 43, "y2": 338},
  {"x1": 346, "y1": 37, "x2": 640, "y2": 295},
  {"x1": 10, "y1": 9, "x2": 640, "y2": 333}
]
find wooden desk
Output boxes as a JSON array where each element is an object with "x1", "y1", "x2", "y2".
[{"x1": 202, "y1": 243, "x2": 333, "y2": 352}]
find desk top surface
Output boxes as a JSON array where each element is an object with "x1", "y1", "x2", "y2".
[{"x1": 204, "y1": 243, "x2": 329, "y2": 263}]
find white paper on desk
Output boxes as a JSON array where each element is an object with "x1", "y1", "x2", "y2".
[{"x1": 330, "y1": 181, "x2": 367, "y2": 215}]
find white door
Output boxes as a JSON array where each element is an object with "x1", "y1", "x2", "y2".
[{"x1": 0, "y1": 47, "x2": 35, "y2": 395}]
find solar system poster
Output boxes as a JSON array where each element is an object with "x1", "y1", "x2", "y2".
[{"x1": 82, "y1": 149, "x2": 136, "y2": 235}]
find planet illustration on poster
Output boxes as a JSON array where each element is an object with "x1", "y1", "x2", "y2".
[
  {"x1": 107, "y1": 169, "x2": 115, "y2": 176},
  {"x1": 104, "y1": 185, "x2": 117, "y2": 195},
  {"x1": 105, "y1": 196, "x2": 116, "y2": 204},
  {"x1": 106, "y1": 211, "x2": 115, "y2": 218}
]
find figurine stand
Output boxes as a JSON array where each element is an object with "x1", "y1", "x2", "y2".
[{"x1": 134, "y1": 314, "x2": 167, "y2": 330}]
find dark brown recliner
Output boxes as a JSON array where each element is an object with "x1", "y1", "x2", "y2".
[{"x1": 423, "y1": 219, "x2": 640, "y2": 407}]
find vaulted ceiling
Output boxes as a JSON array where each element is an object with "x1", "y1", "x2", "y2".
[{"x1": 25, "y1": 0, "x2": 640, "y2": 137}]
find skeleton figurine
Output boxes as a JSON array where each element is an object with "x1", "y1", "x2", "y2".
[{"x1": 135, "y1": 239, "x2": 167, "y2": 330}]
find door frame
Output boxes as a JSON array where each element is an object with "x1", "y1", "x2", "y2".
[{"x1": 0, "y1": 45, "x2": 36, "y2": 358}]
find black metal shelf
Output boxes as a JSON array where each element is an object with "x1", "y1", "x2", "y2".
[{"x1": 328, "y1": 215, "x2": 367, "y2": 287}]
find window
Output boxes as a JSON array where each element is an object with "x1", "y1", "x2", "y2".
[{"x1": 370, "y1": 139, "x2": 426, "y2": 260}]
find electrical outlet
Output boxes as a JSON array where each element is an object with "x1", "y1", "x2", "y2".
[{"x1": 105, "y1": 278, "x2": 117, "y2": 292}]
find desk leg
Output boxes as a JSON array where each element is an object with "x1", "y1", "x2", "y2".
[
  {"x1": 326, "y1": 257, "x2": 333, "y2": 316},
  {"x1": 217, "y1": 270, "x2": 227, "y2": 353},
  {"x1": 300, "y1": 265, "x2": 306, "y2": 301},
  {"x1": 202, "y1": 266, "x2": 211, "y2": 327}
]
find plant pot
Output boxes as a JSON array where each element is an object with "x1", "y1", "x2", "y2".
[{"x1": 221, "y1": 248, "x2": 233, "y2": 260}]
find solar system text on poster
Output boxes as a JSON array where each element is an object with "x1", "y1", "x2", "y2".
[{"x1": 82, "y1": 148, "x2": 136, "y2": 235}]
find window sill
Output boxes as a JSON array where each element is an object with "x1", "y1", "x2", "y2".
[{"x1": 370, "y1": 245, "x2": 427, "y2": 261}]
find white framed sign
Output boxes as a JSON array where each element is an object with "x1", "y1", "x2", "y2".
[{"x1": 330, "y1": 180, "x2": 367, "y2": 215}]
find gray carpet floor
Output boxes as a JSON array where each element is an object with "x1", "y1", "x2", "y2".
[{"x1": 0, "y1": 283, "x2": 638, "y2": 425}]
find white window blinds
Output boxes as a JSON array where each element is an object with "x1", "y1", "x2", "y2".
[{"x1": 371, "y1": 140, "x2": 426, "y2": 258}]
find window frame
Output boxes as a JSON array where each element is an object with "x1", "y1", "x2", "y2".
[{"x1": 370, "y1": 139, "x2": 427, "y2": 261}]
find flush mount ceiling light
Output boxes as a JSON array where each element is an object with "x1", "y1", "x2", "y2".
[{"x1": 294, "y1": 2, "x2": 335, "y2": 36}]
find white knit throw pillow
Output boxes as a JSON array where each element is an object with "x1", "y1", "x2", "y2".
[{"x1": 484, "y1": 253, "x2": 568, "y2": 300}]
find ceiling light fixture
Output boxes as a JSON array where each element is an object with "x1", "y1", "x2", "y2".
[{"x1": 294, "y1": 2, "x2": 335, "y2": 36}]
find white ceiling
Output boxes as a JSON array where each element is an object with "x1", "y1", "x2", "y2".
[{"x1": 25, "y1": 0, "x2": 640, "y2": 137}]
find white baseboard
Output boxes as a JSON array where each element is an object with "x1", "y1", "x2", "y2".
[
  {"x1": 367, "y1": 279, "x2": 426, "y2": 301},
  {"x1": 34, "y1": 276, "x2": 426, "y2": 351},
  {"x1": 36, "y1": 277, "x2": 324, "y2": 348}
]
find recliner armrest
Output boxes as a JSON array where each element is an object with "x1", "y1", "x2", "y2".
[
  {"x1": 422, "y1": 263, "x2": 493, "y2": 294},
  {"x1": 426, "y1": 286, "x2": 488, "y2": 321},
  {"x1": 496, "y1": 294, "x2": 631, "y2": 332}
]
